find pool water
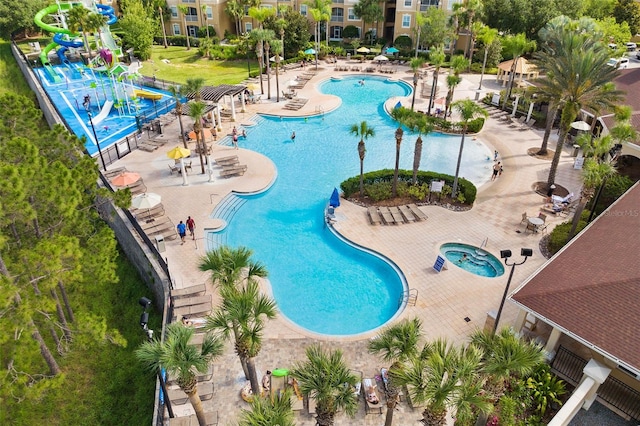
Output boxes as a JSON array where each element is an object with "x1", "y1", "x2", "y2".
[
  {"x1": 35, "y1": 65, "x2": 175, "y2": 156},
  {"x1": 440, "y1": 243, "x2": 505, "y2": 277},
  {"x1": 210, "y1": 76, "x2": 493, "y2": 335}
]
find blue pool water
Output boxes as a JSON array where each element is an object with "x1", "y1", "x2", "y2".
[
  {"x1": 440, "y1": 243, "x2": 505, "y2": 277},
  {"x1": 35, "y1": 65, "x2": 175, "y2": 156},
  {"x1": 209, "y1": 75, "x2": 493, "y2": 335}
]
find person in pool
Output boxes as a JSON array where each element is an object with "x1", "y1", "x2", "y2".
[{"x1": 458, "y1": 253, "x2": 468, "y2": 263}]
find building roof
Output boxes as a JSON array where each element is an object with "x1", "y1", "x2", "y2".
[
  {"x1": 186, "y1": 85, "x2": 246, "y2": 103},
  {"x1": 497, "y1": 58, "x2": 538, "y2": 74},
  {"x1": 511, "y1": 182, "x2": 640, "y2": 373}
]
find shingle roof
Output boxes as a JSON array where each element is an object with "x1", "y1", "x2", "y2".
[
  {"x1": 185, "y1": 85, "x2": 246, "y2": 103},
  {"x1": 512, "y1": 182, "x2": 640, "y2": 372}
]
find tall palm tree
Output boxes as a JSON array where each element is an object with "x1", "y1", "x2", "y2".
[
  {"x1": 207, "y1": 279, "x2": 277, "y2": 396},
  {"x1": 410, "y1": 57, "x2": 425, "y2": 111},
  {"x1": 501, "y1": 33, "x2": 536, "y2": 110},
  {"x1": 177, "y1": 5, "x2": 192, "y2": 50},
  {"x1": 462, "y1": 0, "x2": 483, "y2": 68},
  {"x1": 225, "y1": 0, "x2": 244, "y2": 35},
  {"x1": 66, "y1": 5, "x2": 93, "y2": 59},
  {"x1": 427, "y1": 46, "x2": 446, "y2": 115},
  {"x1": 349, "y1": 121, "x2": 376, "y2": 197},
  {"x1": 450, "y1": 99, "x2": 488, "y2": 198},
  {"x1": 475, "y1": 24, "x2": 498, "y2": 91},
  {"x1": 199, "y1": 245, "x2": 268, "y2": 378},
  {"x1": 135, "y1": 323, "x2": 224, "y2": 426},
  {"x1": 291, "y1": 345, "x2": 359, "y2": 426},
  {"x1": 249, "y1": 7, "x2": 275, "y2": 94},
  {"x1": 249, "y1": 28, "x2": 269, "y2": 94},
  {"x1": 407, "y1": 115, "x2": 434, "y2": 184},
  {"x1": 187, "y1": 100, "x2": 207, "y2": 174},
  {"x1": 168, "y1": 85, "x2": 188, "y2": 148},
  {"x1": 200, "y1": 4, "x2": 210, "y2": 39},
  {"x1": 444, "y1": 55, "x2": 468, "y2": 119},
  {"x1": 368, "y1": 318, "x2": 422, "y2": 426},
  {"x1": 271, "y1": 39, "x2": 283, "y2": 102},
  {"x1": 238, "y1": 392, "x2": 295, "y2": 426},
  {"x1": 307, "y1": 0, "x2": 331, "y2": 69},
  {"x1": 392, "y1": 339, "x2": 491, "y2": 426},
  {"x1": 534, "y1": 29, "x2": 622, "y2": 187},
  {"x1": 389, "y1": 107, "x2": 411, "y2": 197}
]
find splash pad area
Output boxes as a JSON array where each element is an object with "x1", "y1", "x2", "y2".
[{"x1": 35, "y1": 64, "x2": 175, "y2": 156}]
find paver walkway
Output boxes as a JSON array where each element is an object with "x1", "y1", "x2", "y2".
[{"x1": 111, "y1": 63, "x2": 585, "y2": 425}]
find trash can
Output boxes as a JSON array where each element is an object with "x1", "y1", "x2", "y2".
[
  {"x1": 155, "y1": 235, "x2": 165, "y2": 253},
  {"x1": 154, "y1": 120, "x2": 162, "y2": 135},
  {"x1": 572, "y1": 144, "x2": 580, "y2": 157}
]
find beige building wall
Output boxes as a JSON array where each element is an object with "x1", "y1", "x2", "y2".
[{"x1": 165, "y1": 0, "x2": 234, "y2": 39}]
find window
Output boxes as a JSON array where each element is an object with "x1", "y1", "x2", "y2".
[
  {"x1": 402, "y1": 14, "x2": 411, "y2": 28},
  {"x1": 262, "y1": 4, "x2": 273, "y2": 9},
  {"x1": 448, "y1": 0, "x2": 461, "y2": 10},
  {"x1": 300, "y1": 4, "x2": 307, "y2": 16},
  {"x1": 172, "y1": 24, "x2": 180, "y2": 35},
  {"x1": 420, "y1": 0, "x2": 439, "y2": 11},
  {"x1": 348, "y1": 8, "x2": 358, "y2": 20},
  {"x1": 404, "y1": 0, "x2": 412, "y2": 7},
  {"x1": 205, "y1": 6, "x2": 212, "y2": 19},
  {"x1": 185, "y1": 7, "x2": 198, "y2": 22},
  {"x1": 331, "y1": 7, "x2": 344, "y2": 22},
  {"x1": 244, "y1": 5, "x2": 249, "y2": 16},
  {"x1": 245, "y1": 22, "x2": 252, "y2": 33},
  {"x1": 170, "y1": 6, "x2": 178, "y2": 18}
]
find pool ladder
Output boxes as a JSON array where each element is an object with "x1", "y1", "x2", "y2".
[{"x1": 399, "y1": 289, "x2": 418, "y2": 307}]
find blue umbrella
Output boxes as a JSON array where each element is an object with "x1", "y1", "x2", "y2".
[
  {"x1": 386, "y1": 47, "x2": 399, "y2": 54},
  {"x1": 304, "y1": 48, "x2": 316, "y2": 55},
  {"x1": 329, "y1": 187, "x2": 340, "y2": 207},
  {"x1": 394, "y1": 101, "x2": 403, "y2": 109}
]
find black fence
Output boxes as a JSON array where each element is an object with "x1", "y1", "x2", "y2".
[{"x1": 551, "y1": 345, "x2": 588, "y2": 384}]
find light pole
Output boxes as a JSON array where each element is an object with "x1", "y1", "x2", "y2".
[
  {"x1": 159, "y1": 7, "x2": 168, "y2": 48},
  {"x1": 87, "y1": 111, "x2": 107, "y2": 171},
  {"x1": 138, "y1": 297, "x2": 175, "y2": 419},
  {"x1": 492, "y1": 248, "x2": 533, "y2": 334}
]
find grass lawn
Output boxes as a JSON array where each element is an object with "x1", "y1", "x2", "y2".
[
  {"x1": 0, "y1": 40, "x2": 36, "y2": 98},
  {"x1": 138, "y1": 45, "x2": 258, "y2": 86}
]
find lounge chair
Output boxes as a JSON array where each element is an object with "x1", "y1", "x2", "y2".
[
  {"x1": 167, "y1": 382, "x2": 213, "y2": 405},
  {"x1": 172, "y1": 302, "x2": 212, "y2": 321},
  {"x1": 362, "y1": 377, "x2": 383, "y2": 415},
  {"x1": 171, "y1": 283, "x2": 206, "y2": 299},
  {"x1": 388, "y1": 206, "x2": 405, "y2": 224},
  {"x1": 168, "y1": 164, "x2": 179, "y2": 175},
  {"x1": 398, "y1": 205, "x2": 416, "y2": 222},
  {"x1": 378, "y1": 207, "x2": 396, "y2": 225},
  {"x1": 380, "y1": 367, "x2": 404, "y2": 402},
  {"x1": 172, "y1": 294, "x2": 212, "y2": 309},
  {"x1": 367, "y1": 207, "x2": 382, "y2": 225},
  {"x1": 407, "y1": 204, "x2": 428, "y2": 221},
  {"x1": 219, "y1": 166, "x2": 247, "y2": 178}
]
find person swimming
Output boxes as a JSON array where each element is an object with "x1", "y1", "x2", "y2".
[{"x1": 458, "y1": 253, "x2": 468, "y2": 263}]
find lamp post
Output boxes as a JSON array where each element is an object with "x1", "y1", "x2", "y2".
[
  {"x1": 411, "y1": 71, "x2": 419, "y2": 111},
  {"x1": 87, "y1": 111, "x2": 107, "y2": 171},
  {"x1": 138, "y1": 297, "x2": 174, "y2": 419},
  {"x1": 159, "y1": 7, "x2": 168, "y2": 48},
  {"x1": 492, "y1": 248, "x2": 533, "y2": 334}
]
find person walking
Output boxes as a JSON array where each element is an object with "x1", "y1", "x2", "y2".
[
  {"x1": 494, "y1": 150, "x2": 499, "y2": 161},
  {"x1": 177, "y1": 221, "x2": 187, "y2": 244},
  {"x1": 491, "y1": 162, "x2": 501, "y2": 181},
  {"x1": 186, "y1": 216, "x2": 195, "y2": 240}
]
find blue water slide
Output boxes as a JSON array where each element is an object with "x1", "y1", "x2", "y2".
[
  {"x1": 53, "y1": 32, "x2": 83, "y2": 49},
  {"x1": 96, "y1": 4, "x2": 117, "y2": 25}
]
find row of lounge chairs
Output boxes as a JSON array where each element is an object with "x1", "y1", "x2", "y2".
[
  {"x1": 379, "y1": 67, "x2": 397, "y2": 74},
  {"x1": 283, "y1": 97, "x2": 309, "y2": 110},
  {"x1": 335, "y1": 65, "x2": 362, "y2": 71},
  {"x1": 288, "y1": 72, "x2": 315, "y2": 89},
  {"x1": 367, "y1": 204, "x2": 428, "y2": 225},
  {"x1": 137, "y1": 136, "x2": 169, "y2": 152},
  {"x1": 167, "y1": 410, "x2": 218, "y2": 426},
  {"x1": 215, "y1": 155, "x2": 248, "y2": 178}
]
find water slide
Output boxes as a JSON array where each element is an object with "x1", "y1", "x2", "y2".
[
  {"x1": 95, "y1": 4, "x2": 120, "y2": 56},
  {"x1": 88, "y1": 100, "x2": 114, "y2": 126},
  {"x1": 34, "y1": 3, "x2": 75, "y2": 83}
]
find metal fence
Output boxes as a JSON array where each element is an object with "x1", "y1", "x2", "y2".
[{"x1": 551, "y1": 345, "x2": 588, "y2": 384}]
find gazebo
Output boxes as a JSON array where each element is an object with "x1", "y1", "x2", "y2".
[
  {"x1": 186, "y1": 84, "x2": 247, "y2": 123},
  {"x1": 496, "y1": 58, "x2": 539, "y2": 87}
]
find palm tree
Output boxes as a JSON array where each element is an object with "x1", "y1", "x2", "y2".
[
  {"x1": 291, "y1": 345, "x2": 359, "y2": 426},
  {"x1": 249, "y1": 28, "x2": 269, "y2": 94},
  {"x1": 462, "y1": 0, "x2": 483, "y2": 67},
  {"x1": 86, "y1": 12, "x2": 108, "y2": 52},
  {"x1": 225, "y1": 0, "x2": 244, "y2": 35},
  {"x1": 476, "y1": 24, "x2": 498, "y2": 91},
  {"x1": 207, "y1": 279, "x2": 277, "y2": 396},
  {"x1": 444, "y1": 55, "x2": 468, "y2": 119},
  {"x1": 135, "y1": 323, "x2": 224, "y2": 426},
  {"x1": 450, "y1": 99, "x2": 488, "y2": 198},
  {"x1": 249, "y1": 7, "x2": 275, "y2": 95},
  {"x1": 66, "y1": 5, "x2": 93, "y2": 59},
  {"x1": 392, "y1": 339, "x2": 490, "y2": 426},
  {"x1": 168, "y1": 85, "x2": 188, "y2": 148},
  {"x1": 238, "y1": 392, "x2": 295, "y2": 426},
  {"x1": 533, "y1": 29, "x2": 622, "y2": 187},
  {"x1": 368, "y1": 318, "x2": 422, "y2": 426},
  {"x1": 349, "y1": 121, "x2": 375, "y2": 197},
  {"x1": 271, "y1": 39, "x2": 283, "y2": 102},
  {"x1": 427, "y1": 46, "x2": 446, "y2": 115},
  {"x1": 501, "y1": 33, "x2": 536, "y2": 110},
  {"x1": 177, "y1": 5, "x2": 192, "y2": 50},
  {"x1": 199, "y1": 245, "x2": 268, "y2": 379},
  {"x1": 307, "y1": 0, "x2": 331, "y2": 69},
  {"x1": 389, "y1": 107, "x2": 411, "y2": 197},
  {"x1": 407, "y1": 115, "x2": 434, "y2": 185},
  {"x1": 187, "y1": 100, "x2": 207, "y2": 174},
  {"x1": 201, "y1": 4, "x2": 210, "y2": 39},
  {"x1": 410, "y1": 57, "x2": 425, "y2": 111}
]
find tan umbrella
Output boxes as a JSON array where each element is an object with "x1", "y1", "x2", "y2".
[
  {"x1": 356, "y1": 47, "x2": 370, "y2": 53},
  {"x1": 166, "y1": 146, "x2": 191, "y2": 186},
  {"x1": 247, "y1": 83, "x2": 259, "y2": 92},
  {"x1": 131, "y1": 192, "x2": 162, "y2": 210},
  {"x1": 110, "y1": 171, "x2": 140, "y2": 187}
]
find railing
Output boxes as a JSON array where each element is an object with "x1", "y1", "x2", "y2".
[
  {"x1": 550, "y1": 345, "x2": 587, "y2": 384},
  {"x1": 480, "y1": 237, "x2": 488, "y2": 248},
  {"x1": 599, "y1": 376, "x2": 640, "y2": 420},
  {"x1": 398, "y1": 289, "x2": 418, "y2": 307},
  {"x1": 330, "y1": 16, "x2": 344, "y2": 22},
  {"x1": 185, "y1": 16, "x2": 198, "y2": 22}
]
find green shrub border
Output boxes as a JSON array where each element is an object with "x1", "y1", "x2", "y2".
[{"x1": 340, "y1": 169, "x2": 477, "y2": 205}]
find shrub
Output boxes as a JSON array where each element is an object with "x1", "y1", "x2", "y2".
[
  {"x1": 365, "y1": 181, "x2": 392, "y2": 201},
  {"x1": 407, "y1": 183, "x2": 430, "y2": 201},
  {"x1": 394, "y1": 35, "x2": 412, "y2": 49},
  {"x1": 526, "y1": 364, "x2": 566, "y2": 416},
  {"x1": 197, "y1": 27, "x2": 217, "y2": 38},
  {"x1": 466, "y1": 117, "x2": 485, "y2": 134},
  {"x1": 343, "y1": 25, "x2": 359, "y2": 39},
  {"x1": 547, "y1": 211, "x2": 589, "y2": 254}
]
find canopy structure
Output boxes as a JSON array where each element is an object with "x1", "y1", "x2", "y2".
[
  {"x1": 185, "y1": 85, "x2": 246, "y2": 103},
  {"x1": 356, "y1": 47, "x2": 370, "y2": 53},
  {"x1": 304, "y1": 48, "x2": 316, "y2": 55},
  {"x1": 496, "y1": 58, "x2": 539, "y2": 86},
  {"x1": 373, "y1": 55, "x2": 388, "y2": 62},
  {"x1": 386, "y1": 47, "x2": 399, "y2": 54}
]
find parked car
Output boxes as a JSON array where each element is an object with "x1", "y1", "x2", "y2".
[
  {"x1": 626, "y1": 42, "x2": 637, "y2": 51},
  {"x1": 607, "y1": 57, "x2": 629, "y2": 69}
]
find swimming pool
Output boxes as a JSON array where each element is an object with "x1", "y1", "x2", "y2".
[
  {"x1": 440, "y1": 243, "x2": 505, "y2": 277},
  {"x1": 35, "y1": 65, "x2": 175, "y2": 156},
  {"x1": 209, "y1": 76, "x2": 493, "y2": 335}
]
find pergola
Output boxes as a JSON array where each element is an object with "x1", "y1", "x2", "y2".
[
  {"x1": 496, "y1": 58, "x2": 539, "y2": 87},
  {"x1": 185, "y1": 85, "x2": 247, "y2": 123}
]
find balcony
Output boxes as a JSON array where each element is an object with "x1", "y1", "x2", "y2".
[
  {"x1": 330, "y1": 16, "x2": 344, "y2": 22},
  {"x1": 185, "y1": 16, "x2": 198, "y2": 22}
]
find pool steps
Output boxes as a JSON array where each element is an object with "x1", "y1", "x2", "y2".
[{"x1": 208, "y1": 193, "x2": 248, "y2": 246}]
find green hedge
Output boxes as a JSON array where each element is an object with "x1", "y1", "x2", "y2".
[{"x1": 340, "y1": 169, "x2": 477, "y2": 204}]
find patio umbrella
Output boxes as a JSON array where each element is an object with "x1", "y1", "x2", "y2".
[
  {"x1": 187, "y1": 130, "x2": 197, "y2": 141},
  {"x1": 571, "y1": 121, "x2": 590, "y2": 131},
  {"x1": 304, "y1": 48, "x2": 316, "y2": 55},
  {"x1": 246, "y1": 83, "x2": 259, "y2": 92},
  {"x1": 373, "y1": 55, "x2": 388, "y2": 62},
  {"x1": 386, "y1": 47, "x2": 399, "y2": 54},
  {"x1": 131, "y1": 192, "x2": 161, "y2": 213},
  {"x1": 329, "y1": 188, "x2": 340, "y2": 208},
  {"x1": 356, "y1": 47, "x2": 370, "y2": 53},
  {"x1": 110, "y1": 171, "x2": 140, "y2": 187},
  {"x1": 166, "y1": 146, "x2": 191, "y2": 186},
  {"x1": 270, "y1": 55, "x2": 284, "y2": 62}
]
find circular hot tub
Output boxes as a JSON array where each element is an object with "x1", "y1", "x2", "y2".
[{"x1": 440, "y1": 243, "x2": 505, "y2": 277}]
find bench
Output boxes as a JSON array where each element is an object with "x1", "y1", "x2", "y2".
[
  {"x1": 215, "y1": 155, "x2": 238, "y2": 164},
  {"x1": 172, "y1": 302, "x2": 212, "y2": 321},
  {"x1": 219, "y1": 166, "x2": 247, "y2": 178},
  {"x1": 172, "y1": 294, "x2": 212, "y2": 309},
  {"x1": 171, "y1": 283, "x2": 206, "y2": 299}
]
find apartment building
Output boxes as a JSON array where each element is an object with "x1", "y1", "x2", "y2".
[{"x1": 163, "y1": 0, "x2": 462, "y2": 46}]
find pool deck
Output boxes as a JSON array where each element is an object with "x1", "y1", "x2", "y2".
[{"x1": 110, "y1": 61, "x2": 584, "y2": 424}]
